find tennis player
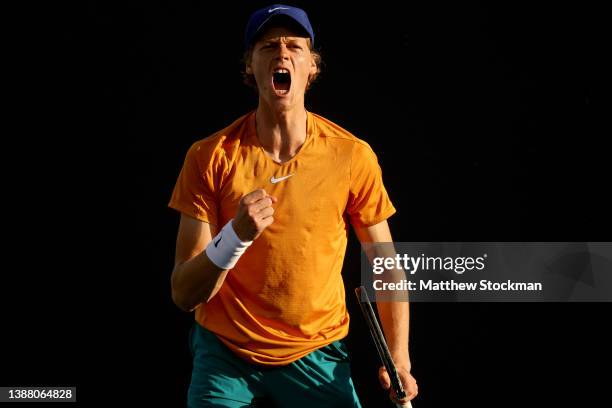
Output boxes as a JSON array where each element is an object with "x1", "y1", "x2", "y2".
[{"x1": 169, "y1": 4, "x2": 418, "y2": 407}]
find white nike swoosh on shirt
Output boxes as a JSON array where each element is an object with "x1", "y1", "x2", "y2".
[
  {"x1": 268, "y1": 7, "x2": 289, "y2": 13},
  {"x1": 270, "y1": 174, "x2": 294, "y2": 184}
]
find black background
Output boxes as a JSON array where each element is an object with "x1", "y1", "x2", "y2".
[{"x1": 3, "y1": 0, "x2": 610, "y2": 407}]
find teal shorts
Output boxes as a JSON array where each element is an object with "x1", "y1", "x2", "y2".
[{"x1": 187, "y1": 323, "x2": 363, "y2": 408}]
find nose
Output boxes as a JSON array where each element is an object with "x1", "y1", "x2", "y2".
[{"x1": 275, "y1": 44, "x2": 290, "y2": 61}]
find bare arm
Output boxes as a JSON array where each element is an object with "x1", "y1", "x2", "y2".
[
  {"x1": 170, "y1": 214, "x2": 227, "y2": 312},
  {"x1": 354, "y1": 220, "x2": 418, "y2": 403},
  {"x1": 170, "y1": 189, "x2": 277, "y2": 312}
]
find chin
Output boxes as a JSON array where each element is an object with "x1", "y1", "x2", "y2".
[{"x1": 263, "y1": 94, "x2": 293, "y2": 110}]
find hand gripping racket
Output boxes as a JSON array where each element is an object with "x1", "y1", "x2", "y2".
[{"x1": 355, "y1": 286, "x2": 413, "y2": 408}]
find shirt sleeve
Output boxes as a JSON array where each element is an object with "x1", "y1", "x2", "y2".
[
  {"x1": 346, "y1": 142, "x2": 396, "y2": 228},
  {"x1": 168, "y1": 142, "x2": 219, "y2": 226}
]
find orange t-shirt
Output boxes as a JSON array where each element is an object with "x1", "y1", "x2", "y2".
[{"x1": 169, "y1": 111, "x2": 396, "y2": 365}]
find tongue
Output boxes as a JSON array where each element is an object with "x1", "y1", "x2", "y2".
[{"x1": 275, "y1": 81, "x2": 290, "y2": 91}]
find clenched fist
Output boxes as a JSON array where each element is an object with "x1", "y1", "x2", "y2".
[{"x1": 232, "y1": 189, "x2": 277, "y2": 241}]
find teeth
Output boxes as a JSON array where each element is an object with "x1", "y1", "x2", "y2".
[{"x1": 274, "y1": 69, "x2": 289, "y2": 74}]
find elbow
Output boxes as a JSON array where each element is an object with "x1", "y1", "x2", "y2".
[
  {"x1": 171, "y1": 287, "x2": 194, "y2": 313},
  {"x1": 171, "y1": 268, "x2": 195, "y2": 312},
  {"x1": 171, "y1": 276, "x2": 207, "y2": 312},
  {"x1": 171, "y1": 264, "x2": 216, "y2": 312},
  {"x1": 172, "y1": 286, "x2": 216, "y2": 312}
]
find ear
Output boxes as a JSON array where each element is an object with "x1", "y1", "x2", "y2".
[
  {"x1": 245, "y1": 64, "x2": 253, "y2": 75},
  {"x1": 309, "y1": 56, "x2": 318, "y2": 75}
]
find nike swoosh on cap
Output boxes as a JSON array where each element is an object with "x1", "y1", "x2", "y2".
[{"x1": 268, "y1": 7, "x2": 289, "y2": 13}]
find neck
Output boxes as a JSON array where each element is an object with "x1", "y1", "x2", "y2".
[{"x1": 255, "y1": 102, "x2": 308, "y2": 163}]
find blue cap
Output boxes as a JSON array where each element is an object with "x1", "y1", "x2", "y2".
[{"x1": 244, "y1": 4, "x2": 315, "y2": 49}]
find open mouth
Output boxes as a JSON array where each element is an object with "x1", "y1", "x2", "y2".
[{"x1": 272, "y1": 68, "x2": 291, "y2": 95}]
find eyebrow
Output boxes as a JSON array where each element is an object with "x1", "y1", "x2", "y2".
[{"x1": 260, "y1": 37, "x2": 305, "y2": 45}]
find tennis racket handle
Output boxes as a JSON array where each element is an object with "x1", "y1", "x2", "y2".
[{"x1": 396, "y1": 402, "x2": 413, "y2": 408}]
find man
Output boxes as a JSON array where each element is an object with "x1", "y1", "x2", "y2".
[{"x1": 169, "y1": 4, "x2": 418, "y2": 407}]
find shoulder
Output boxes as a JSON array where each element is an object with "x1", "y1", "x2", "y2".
[
  {"x1": 310, "y1": 113, "x2": 379, "y2": 165},
  {"x1": 186, "y1": 112, "x2": 253, "y2": 169},
  {"x1": 310, "y1": 112, "x2": 376, "y2": 156}
]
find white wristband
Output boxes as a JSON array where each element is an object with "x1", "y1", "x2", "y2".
[{"x1": 205, "y1": 219, "x2": 253, "y2": 270}]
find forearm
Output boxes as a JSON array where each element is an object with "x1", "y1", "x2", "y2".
[
  {"x1": 171, "y1": 251, "x2": 229, "y2": 312},
  {"x1": 354, "y1": 220, "x2": 412, "y2": 368},
  {"x1": 377, "y1": 300, "x2": 411, "y2": 369}
]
